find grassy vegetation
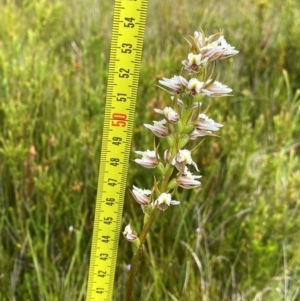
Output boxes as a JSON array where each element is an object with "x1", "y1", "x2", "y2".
[{"x1": 1, "y1": 0, "x2": 300, "y2": 300}]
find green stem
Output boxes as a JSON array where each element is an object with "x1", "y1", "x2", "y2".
[
  {"x1": 124, "y1": 247, "x2": 140, "y2": 301},
  {"x1": 124, "y1": 209, "x2": 157, "y2": 301}
]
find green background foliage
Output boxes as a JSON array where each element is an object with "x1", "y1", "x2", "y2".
[{"x1": 0, "y1": 0, "x2": 300, "y2": 300}]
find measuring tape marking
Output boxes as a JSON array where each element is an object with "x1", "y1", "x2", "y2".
[{"x1": 86, "y1": 0, "x2": 148, "y2": 300}]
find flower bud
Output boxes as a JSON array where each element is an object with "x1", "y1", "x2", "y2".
[
  {"x1": 179, "y1": 134, "x2": 190, "y2": 149},
  {"x1": 164, "y1": 149, "x2": 172, "y2": 164},
  {"x1": 163, "y1": 107, "x2": 180, "y2": 124},
  {"x1": 175, "y1": 120, "x2": 183, "y2": 134},
  {"x1": 123, "y1": 224, "x2": 138, "y2": 242},
  {"x1": 157, "y1": 162, "x2": 166, "y2": 176},
  {"x1": 167, "y1": 134, "x2": 175, "y2": 148},
  {"x1": 167, "y1": 178, "x2": 178, "y2": 191},
  {"x1": 182, "y1": 123, "x2": 195, "y2": 134}
]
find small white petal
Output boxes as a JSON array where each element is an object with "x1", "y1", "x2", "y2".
[
  {"x1": 172, "y1": 149, "x2": 199, "y2": 172},
  {"x1": 154, "y1": 193, "x2": 179, "y2": 211}
]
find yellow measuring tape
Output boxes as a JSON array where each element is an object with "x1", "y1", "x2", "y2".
[{"x1": 86, "y1": 0, "x2": 148, "y2": 300}]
